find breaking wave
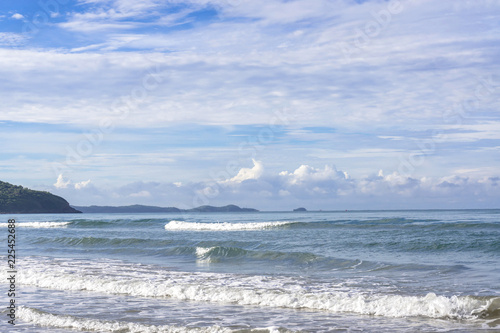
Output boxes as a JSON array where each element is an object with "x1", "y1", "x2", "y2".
[
  {"x1": 165, "y1": 221, "x2": 295, "y2": 231},
  {"x1": 17, "y1": 306, "x2": 233, "y2": 333},
  {"x1": 16, "y1": 260, "x2": 500, "y2": 322},
  {"x1": 0, "y1": 221, "x2": 71, "y2": 228}
]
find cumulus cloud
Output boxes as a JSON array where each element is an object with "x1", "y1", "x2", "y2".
[
  {"x1": 75, "y1": 179, "x2": 92, "y2": 190},
  {"x1": 11, "y1": 13, "x2": 24, "y2": 20},
  {"x1": 54, "y1": 174, "x2": 92, "y2": 190},
  {"x1": 48, "y1": 161, "x2": 500, "y2": 210},
  {"x1": 54, "y1": 174, "x2": 71, "y2": 189},
  {"x1": 226, "y1": 159, "x2": 264, "y2": 183},
  {"x1": 279, "y1": 165, "x2": 348, "y2": 185}
]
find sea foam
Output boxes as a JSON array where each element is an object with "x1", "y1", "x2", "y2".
[
  {"x1": 0, "y1": 221, "x2": 71, "y2": 228},
  {"x1": 165, "y1": 221, "x2": 293, "y2": 231},
  {"x1": 18, "y1": 306, "x2": 232, "y2": 333},
  {"x1": 16, "y1": 259, "x2": 499, "y2": 321}
]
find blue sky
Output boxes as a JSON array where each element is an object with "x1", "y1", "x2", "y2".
[{"x1": 1, "y1": 0, "x2": 499, "y2": 210}]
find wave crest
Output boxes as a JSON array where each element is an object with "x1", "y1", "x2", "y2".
[
  {"x1": 18, "y1": 306, "x2": 233, "y2": 333},
  {"x1": 165, "y1": 221, "x2": 294, "y2": 231},
  {"x1": 17, "y1": 261, "x2": 499, "y2": 321},
  {"x1": 0, "y1": 222, "x2": 71, "y2": 228}
]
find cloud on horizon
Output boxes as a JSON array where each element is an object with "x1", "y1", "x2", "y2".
[{"x1": 47, "y1": 161, "x2": 500, "y2": 210}]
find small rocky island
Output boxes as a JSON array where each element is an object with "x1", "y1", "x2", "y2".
[
  {"x1": 293, "y1": 207, "x2": 307, "y2": 212},
  {"x1": 0, "y1": 180, "x2": 81, "y2": 214}
]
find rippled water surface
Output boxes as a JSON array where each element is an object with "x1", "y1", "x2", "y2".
[{"x1": 1, "y1": 210, "x2": 500, "y2": 332}]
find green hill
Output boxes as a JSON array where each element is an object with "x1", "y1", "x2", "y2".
[{"x1": 0, "y1": 181, "x2": 81, "y2": 214}]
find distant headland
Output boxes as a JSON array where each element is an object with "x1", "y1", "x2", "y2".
[
  {"x1": 1, "y1": 180, "x2": 259, "y2": 214},
  {"x1": 0, "y1": 181, "x2": 81, "y2": 214},
  {"x1": 72, "y1": 204, "x2": 259, "y2": 213}
]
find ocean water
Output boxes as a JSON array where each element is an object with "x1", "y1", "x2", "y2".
[{"x1": 1, "y1": 210, "x2": 500, "y2": 332}]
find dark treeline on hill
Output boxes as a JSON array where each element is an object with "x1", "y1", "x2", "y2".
[
  {"x1": 0, "y1": 181, "x2": 81, "y2": 214},
  {"x1": 73, "y1": 204, "x2": 259, "y2": 213}
]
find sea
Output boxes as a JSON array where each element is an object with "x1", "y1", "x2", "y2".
[{"x1": 1, "y1": 209, "x2": 499, "y2": 332}]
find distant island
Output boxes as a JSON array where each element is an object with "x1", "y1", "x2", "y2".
[
  {"x1": 72, "y1": 204, "x2": 259, "y2": 213},
  {"x1": 0, "y1": 180, "x2": 81, "y2": 214},
  {"x1": 293, "y1": 207, "x2": 307, "y2": 212},
  {"x1": 0, "y1": 180, "x2": 258, "y2": 214}
]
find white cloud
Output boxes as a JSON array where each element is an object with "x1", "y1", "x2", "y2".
[
  {"x1": 54, "y1": 174, "x2": 71, "y2": 189},
  {"x1": 214, "y1": 0, "x2": 340, "y2": 25},
  {"x1": 280, "y1": 165, "x2": 347, "y2": 185},
  {"x1": 75, "y1": 179, "x2": 91, "y2": 190},
  {"x1": 0, "y1": 32, "x2": 27, "y2": 46},
  {"x1": 46, "y1": 161, "x2": 500, "y2": 210},
  {"x1": 11, "y1": 13, "x2": 24, "y2": 20},
  {"x1": 54, "y1": 174, "x2": 92, "y2": 190},
  {"x1": 226, "y1": 159, "x2": 264, "y2": 183},
  {"x1": 62, "y1": 0, "x2": 192, "y2": 32},
  {"x1": 0, "y1": 0, "x2": 496, "y2": 130},
  {"x1": 2, "y1": 0, "x2": 500, "y2": 131},
  {"x1": 435, "y1": 122, "x2": 500, "y2": 143}
]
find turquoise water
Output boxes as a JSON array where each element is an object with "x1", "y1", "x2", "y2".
[{"x1": 1, "y1": 210, "x2": 500, "y2": 332}]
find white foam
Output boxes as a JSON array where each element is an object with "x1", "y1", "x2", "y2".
[
  {"x1": 196, "y1": 247, "x2": 214, "y2": 257},
  {"x1": 165, "y1": 220, "x2": 292, "y2": 231},
  {"x1": 16, "y1": 258, "x2": 498, "y2": 320},
  {"x1": 0, "y1": 221, "x2": 71, "y2": 228},
  {"x1": 18, "y1": 306, "x2": 231, "y2": 333},
  {"x1": 195, "y1": 247, "x2": 218, "y2": 264}
]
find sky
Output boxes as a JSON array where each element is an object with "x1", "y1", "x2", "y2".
[{"x1": 1, "y1": 0, "x2": 499, "y2": 210}]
